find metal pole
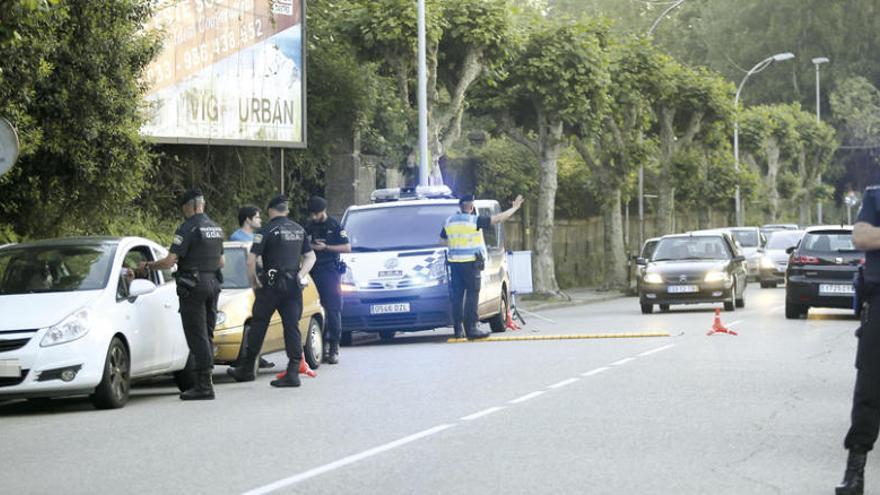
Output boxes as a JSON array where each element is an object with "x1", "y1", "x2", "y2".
[
  {"x1": 280, "y1": 148, "x2": 285, "y2": 194},
  {"x1": 638, "y1": 164, "x2": 644, "y2": 247},
  {"x1": 815, "y1": 62, "x2": 823, "y2": 223},
  {"x1": 417, "y1": 0, "x2": 429, "y2": 186}
]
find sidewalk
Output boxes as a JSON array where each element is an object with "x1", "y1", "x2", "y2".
[{"x1": 517, "y1": 288, "x2": 627, "y2": 312}]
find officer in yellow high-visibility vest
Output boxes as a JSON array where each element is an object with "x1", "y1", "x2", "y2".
[{"x1": 441, "y1": 193, "x2": 524, "y2": 339}]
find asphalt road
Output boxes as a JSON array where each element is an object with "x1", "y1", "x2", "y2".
[{"x1": 0, "y1": 287, "x2": 870, "y2": 494}]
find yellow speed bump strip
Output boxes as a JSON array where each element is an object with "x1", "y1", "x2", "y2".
[{"x1": 446, "y1": 331, "x2": 671, "y2": 344}]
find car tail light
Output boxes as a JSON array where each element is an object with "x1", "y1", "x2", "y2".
[{"x1": 791, "y1": 255, "x2": 819, "y2": 265}]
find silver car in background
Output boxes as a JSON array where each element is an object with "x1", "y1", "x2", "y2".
[
  {"x1": 693, "y1": 227, "x2": 766, "y2": 281},
  {"x1": 759, "y1": 230, "x2": 805, "y2": 288}
]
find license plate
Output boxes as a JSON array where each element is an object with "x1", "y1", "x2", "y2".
[
  {"x1": 667, "y1": 285, "x2": 699, "y2": 294},
  {"x1": 819, "y1": 284, "x2": 854, "y2": 295},
  {"x1": 0, "y1": 359, "x2": 21, "y2": 378},
  {"x1": 378, "y1": 270, "x2": 403, "y2": 278},
  {"x1": 371, "y1": 303, "x2": 411, "y2": 315}
]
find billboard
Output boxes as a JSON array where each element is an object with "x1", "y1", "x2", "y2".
[{"x1": 142, "y1": 0, "x2": 306, "y2": 147}]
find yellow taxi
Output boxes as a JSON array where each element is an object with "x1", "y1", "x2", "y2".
[{"x1": 213, "y1": 242, "x2": 324, "y2": 368}]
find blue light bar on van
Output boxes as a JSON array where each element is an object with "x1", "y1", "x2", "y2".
[{"x1": 370, "y1": 185, "x2": 454, "y2": 202}]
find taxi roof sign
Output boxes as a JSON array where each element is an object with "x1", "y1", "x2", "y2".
[{"x1": 370, "y1": 185, "x2": 454, "y2": 203}]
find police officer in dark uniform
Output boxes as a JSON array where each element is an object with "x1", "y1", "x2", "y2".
[
  {"x1": 306, "y1": 196, "x2": 351, "y2": 364},
  {"x1": 228, "y1": 195, "x2": 316, "y2": 388},
  {"x1": 839, "y1": 185, "x2": 880, "y2": 494},
  {"x1": 144, "y1": 189, "x2": 224, "y2": 401},
  {"x1": 441, "y1": 193, "x2": 523, "y2": 340}
]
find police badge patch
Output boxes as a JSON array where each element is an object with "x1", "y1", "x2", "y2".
[
  {"x1": 253, "y1": 234, "x2": 263, "y2": 244},
  {"x1": 173, "y1": 235, "x2": 183, "y2": 245}
]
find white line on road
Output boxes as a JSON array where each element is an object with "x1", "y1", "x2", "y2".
[
  {"x1": 509, "y1": 391, "x2": 545, "y2": 404},
  {"x1": 242, "y1": 424, "x2": 456, "y2": 495},
  {"x1": 547, "y1": 378, "x2": 580, "y2": 389},
  {"x1": 610, "y1": 357, "x2": 636, "y2": 366},
  {"x1": 726, "y1": 320, "x2": 743, "y2": 327},
  {"x1": 581, "y1": 367, "x2": 610, "y2": 377},
  {"x1": 461, "y1": 406, "x2": 506, "y2": 421},
  {"x1": 638, "y1": 344, "x2": 676, "y2": 357}
]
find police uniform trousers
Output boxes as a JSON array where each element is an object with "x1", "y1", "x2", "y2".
[
  {"x1": 178, "y1": 272, "x2": 220, "y2": 373},
  {"x1": 313, "y1": 264, "x2": 343, "y2": 343},
  {"x1": 846, "y1": 286, "x2": 880, "y2": 451},
  {"x1": 248, "y1": 285, "x2": 303, "y2": 371},
  {"x1": 450, "y1": 261, "x2": 481, "y2": 333}
]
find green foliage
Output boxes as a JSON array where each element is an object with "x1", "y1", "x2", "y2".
[
  {"x1": 472, "y1": 137, "x2": 538, "y2": 204},
  {"x1": 831, "y1": 77, "x2": 880, "y2": 145}
]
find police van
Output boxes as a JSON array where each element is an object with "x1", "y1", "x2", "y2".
[{"x1": 339, "y1": 186, "x2": 511, "y2": 343}]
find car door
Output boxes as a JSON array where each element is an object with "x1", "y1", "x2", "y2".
[{"x1": 151, "y1": 245, "x2": 188, "y2": 371}]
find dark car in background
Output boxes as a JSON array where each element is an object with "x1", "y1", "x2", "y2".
[
  {"x1": 785, "y1": 226, "x2": 863, "y2": 319},
  {"x1": 637, "y1": 232, "x2": 748, "y2": 314},
  {"x1": 759, "y1": 230, "x2": 805, "y2": 288}
]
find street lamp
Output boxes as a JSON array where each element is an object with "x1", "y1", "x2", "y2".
[
  {"x1": 733, "y1": 52, "x2": 796, "y2": 227},
  {"x1": 812, "y1": 56, "x2": 830, "y2": 223}
]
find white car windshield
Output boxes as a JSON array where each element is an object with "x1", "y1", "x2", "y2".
[
  {"x1": 344, "y1": 204, "x2": 459, "y2": 252},
  {"x1": 731, "y1": 230, "x2": 760, "y2": 248},
  {"x1": 220, "y1": 247, "x2": 250, "y2": 289},
  {"x1": 652, "y1": 237, "x2": 731, "y2": 261},
  {"x1": 0, "y1": 244, "x2": 116, "y2": 295},
  {"x1": 766, "y1": 231, "x2": 803, "y2": 250}
]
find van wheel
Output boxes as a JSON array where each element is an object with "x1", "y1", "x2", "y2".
[
  {"x1": 90, "y1": 337, "x2": 130, "y2": 410},
  {"x1": 489, "y1": 292, "x2": 509, "y2": 333},
  {"x1": 303, "y1": 318, "x2": 322, "y2": 369}
]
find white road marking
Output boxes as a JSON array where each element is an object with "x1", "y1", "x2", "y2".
[
  {"x1": 726, "y1": 320, "x2": 743, "y2": 327},
  {"x1": 509, "y1": 391, "x2": 545, "y2": 404},
  {"x1": 242, "y1": 424, "x2": 456, "y2": 495},
  {"x1": 581, "y1": 367, "x2": 610, "y2": 377},
  {"x1": 638, "y1": 344, "x2": 676, "y2": 357},
  {"x1": 547, "y1": 378, "x2": 580, "y2": 389},
  {"x1": 461, "y1": 406, "x2": 505, "y2": 421},
  {"x1": 610, "y1": 357, "x2": 635, "y2": 366}
]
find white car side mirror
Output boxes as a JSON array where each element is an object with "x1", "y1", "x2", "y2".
[{"x1": 129, "y1": 279, "x2": 157, "y2": 298}]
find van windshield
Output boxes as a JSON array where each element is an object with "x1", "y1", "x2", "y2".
[{"x1": 344, "y1": 204, "x2": 460, "y2": 252}]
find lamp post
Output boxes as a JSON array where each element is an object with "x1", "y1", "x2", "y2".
[
  {"x1": 734, "y1": 52, "x2": 796, "y2": 227},
  {"x1": 639, "y1": 0, "x2": 687, "y2": 248},
  {"x1": 812, "y1": 57, "x2": 830, "y2": 223},
  {"x1": 417, "y1": 0, "x2": 429, "y2": 186}
]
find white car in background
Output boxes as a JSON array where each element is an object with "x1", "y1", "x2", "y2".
[{"x1": 0, "y1": 237, "x2": 191, "y2": 409}]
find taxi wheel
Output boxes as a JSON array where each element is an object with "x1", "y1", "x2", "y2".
[
  {"x1": 90, "y1": 337, "x2": 130, "y2": 410},
  {"x1": 303, "y1": 317, "x2": 322, "y2": 370}
]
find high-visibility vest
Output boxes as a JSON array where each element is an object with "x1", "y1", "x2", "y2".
[{"x1": 444, "y1": 212, "x2": 487, "y2": 263}]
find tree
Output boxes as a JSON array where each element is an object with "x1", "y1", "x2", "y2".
[
  {"x1": 573, "y1": 35, "x2": 660, "y2": 288},
  {"x1": 0, "y1": 0, "x2": 161, "y2": 240},
  {"x1": 481, "y1": 18, "x2": 611, "y2": 294}
]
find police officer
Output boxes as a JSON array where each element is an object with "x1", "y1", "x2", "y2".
[
  {"x1": 441, "y1": 193, "x2": 523, "y2": 340},
  {"x1": 839, "y1": 185, "x2": 880, "y2": 494},
  {"x1": 228, "y1": 195, "x2": 316, "y2": 387},
  {"x1": 306, "y1": 196, "x2": 351, "y2": 364},
  {"x1": 144, "y1": 189, "x2": 224, "y2": 401}
]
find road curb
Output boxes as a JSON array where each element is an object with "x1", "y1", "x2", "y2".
[
  {"x1": 519, "y1": 293, "x2": 625, "y2": 313},
  {"x1": 447, "y1": 331, "x2": 671, "y2": 344}
]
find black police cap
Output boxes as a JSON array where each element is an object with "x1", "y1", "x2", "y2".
[
  {"x1": 267, "y1": 194, "x2": 289, "y2": 211},
  {"x1": 308, "y1": 196, "x2": 327, "y2": 213},
  {"x1": 178, "y1": 188, "x2": 203, "y2": 206},
  {"x1": 459, "y1": 193, "x2": 475, "y2": 204}
]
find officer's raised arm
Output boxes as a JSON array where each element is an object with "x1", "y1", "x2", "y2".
[
  {"x1": 854, "y1": 188, "x2": 880, "y2": 251},
  {"x1": 490, "y1": 195, "x2": 525, "y2": 225}
]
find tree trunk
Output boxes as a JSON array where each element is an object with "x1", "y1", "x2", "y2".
[
  {"x1": 603, "y1": 187, "x2": 627, "y2": 289},
  {"x1": 698, "y1": 207, "x2": 710, "y2": 229},
  {"x1": 656, "y1": 108, "x2": 676, "y2": 235},
  {"x1": 532, "y1": 118, "x2": 562, "y2": 295},
  {"x1": 765, "y1": 138, "x2": 781, "y2": 222}
]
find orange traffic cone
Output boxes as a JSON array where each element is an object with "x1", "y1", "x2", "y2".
[
  {"x1": 275, "y1": 352, "x2": 317, "y2": 379},
  {"x1": 505, "y1": 308, "x2": 521, "y2": 331},
  {"x1": 707, "y1": 308, "x2": 737, "y2": 336}
]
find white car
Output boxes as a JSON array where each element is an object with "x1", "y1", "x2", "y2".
[{"x1": 0, "y1": 236, "x2": 191, "y2": 409}]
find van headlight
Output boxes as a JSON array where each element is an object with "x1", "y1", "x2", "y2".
[
  {"x1": 704, "y1": 271, "x2": 730, "y2": 283},
  {"x1": 41, "y1": 309, "x2": 90, "y2": 347},
  {"x1": 429, "y1": 259, "x2": 447, "y2": 280},
  {"x1": 643, "y1": 273, "x2": 663, "y2": 284}
]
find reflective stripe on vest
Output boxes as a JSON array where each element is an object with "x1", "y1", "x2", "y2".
[{"x1": 445, "y1": 213, "x2": 487, "y2": 263}]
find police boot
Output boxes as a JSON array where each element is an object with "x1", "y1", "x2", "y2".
[
  {"x1": 466, "y1": 324, "x2": 491, "y2": 340},
  {"x1": 258, "y1": 357, "x2": 275, "y2": 369},
  {"x1": 180, "y1": 371, "x2": 215, "y2": 401},
  {"x1": 453, "y1": 323, "x2": 465, "y2": 339},
  {"x1": 327, "y1": 341, "x2": 339, "y2": 365},
  {"x1": 227, "y1": 349, "x2": 258, "y2": 382},
  {"x1": 836, "y1": 449, "x2": 868, "y2": 495},
  {"x1": 270, "y1": 360, "x2": 302, "y2": 388},
  {"x1": 321, "y1": 341, "x2": 330, "y2": 363}
]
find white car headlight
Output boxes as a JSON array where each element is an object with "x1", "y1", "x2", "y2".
[
  {"x1": 644, "y1": 273, "x2": 663, "y2": 284},
  {"x1": 41, "y1": 309, "x2": 90, "y2": 347},
  {"x1": 704, "y1": 271, "x2": 729, "y2": 283},
  {"x1": 215, "y1": 311, "x2": 227, "y2": 327}
]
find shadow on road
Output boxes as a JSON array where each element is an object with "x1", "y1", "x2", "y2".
[
  {"x1": 348, "y1": 331, "x2": 453, "y2": 347},
  {"x1": 0, "y1": 389, "x2": 180, "y2": 416}
]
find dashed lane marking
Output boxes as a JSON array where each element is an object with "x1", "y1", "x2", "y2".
[
  {"x1": 726, "y1": 320, "x2": 743, "y2": 327},
  {"x1": 610, "y1": 357, "x2": 636, "y2": 366},
  {"x1": 509, "y1": 391, "x2": 545, "y2": 404},
  {"x1": 547, "y1": 378, "x2": 580, "y2": 389},
  {"x1": 446, "y1": 331, "x2": 671, "y2": 344},
  {"x1": 638, "y1": 344, "x2": 676, "y2": 357},
  {"x1": 242, "y1": 424, "x2": 456, "y2": 495},
  {"x1": 461, "y1": 406, "x2": 506, "y2": 421}
]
